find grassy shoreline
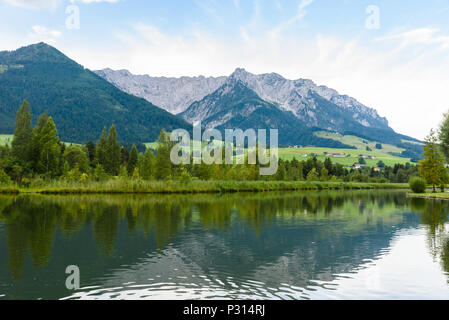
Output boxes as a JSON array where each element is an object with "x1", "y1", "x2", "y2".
[
  {"x1": 407, "y1": 192, "x2": 449, "y2": 200},
  {"x1": 0, "y1": 180, "x2": 409, "y2": 195}
]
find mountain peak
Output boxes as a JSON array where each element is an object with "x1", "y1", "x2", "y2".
[
  {"x1": 0, "y1": 42, "x2": 73, "y2": 65},
  {"x1": 230, "y1": 67, "x2": 251, "y2": 78}
]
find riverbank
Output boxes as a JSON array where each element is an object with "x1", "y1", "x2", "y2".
[
  {"x1": 0, "y1": 180, "x2": 409, "y2": 195},
  {"x1": 407, "y1": 192, "x2": 449, "y2": 200}
]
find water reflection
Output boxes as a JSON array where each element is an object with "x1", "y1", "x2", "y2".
[
  {"x1": 0, "y1": 190, "x2": 448, "y2": 299},
  {"x1": 410, "y1": 198, "x2": 449, "y2": 279}
]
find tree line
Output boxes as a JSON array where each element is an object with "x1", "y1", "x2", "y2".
[{"x1": 0, "y1": 100, "x2": 419, "y2": 186}]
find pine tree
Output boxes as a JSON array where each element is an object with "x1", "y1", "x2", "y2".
[
  {"x1": 121, "y1": 146, "x2": 129, "y2": 165},
  {"x1": 127, "y1": 144, "x2": 138, "y2": 175},
  {"x1": 276, "y1": 159, "x2": 287, "y2": 181},
  {"x1": 141, "y1": 149, "x2": 155, "y2": 181},
  {"x1": 96, "y1": 127, "x2": 108, "y2": 169},
  {"x1": 320, "y1": 167, "x2": 329, "y2": 181},
  {"x1": 155, "y1": 131, "x2": 172, "y2": 180},
  {"x1": 324, "y1": 157, "x2": 333, "y2": 175},
  {"x1": 419, "y1": 129, "x2": 448, "y2": 193},
  {"x1": 86, "y1": 141, "x2": 96, "y2": 167},
  {"x1": 307, "y1": 168, "x2": 319, "y2": 181},
  {"x1": 11, "y1": 100, "x2": 32, "y2": 165},
  {"x1": 30, "y1": 113, "x2": 61, "y2": 176},
  {"x1": 439, "y1": 111, "x2": 449, "y2": 161},
  {"x1": 105, "y1": 125, "x2": 121, "y2": 176},
  {"x1": 197, "y1": 160, "x2": 213, "y2": 180}
]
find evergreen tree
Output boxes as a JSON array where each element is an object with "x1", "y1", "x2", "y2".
[
  {"x1": 11, "y1": 100, "x2": 32, "y2": 165},
  {"x1": 276, "y1": 159, "x2": 287, "y2": 181},
  {"x1": 141, "y1": 149, "x2": 155, "y2": 181},
  {"x1": 86, "y1": 141, "x2": 96, "y2": 167},
  {"x1": 320, "y1": 167, "x2": 329, "y2": 181},
  {"x1": 439, "y1": 111, "x2": 449, "y2": 162},
  {"x1": 155, "y1": 131, "x2": 172, "y2": 180},
  {"x1": 63, "y1": 145, "x2": 90, "y2": 173},
  {"x1": 121, "y1": 146, "x2": 129, "y2": 165},
  {"x1": 307, "y1": 168, "x2": 319, "y2": 181},
  {"x1": 324, "y1": 157, "x2": 333, "y2": 175},
  {"x1": 197, "y1": 160, "x2": 213, "y2": 180},
  {"x1": 30, "y1": 113, "x2": 61, "y2": 176},
  {"x1": 105, "y1": 125, "x2": 121, "y2": 176},
  {"x1": 419, "y1": 129, "x2": 448, "y2": 192},
  {"x1": 96, "y1": 127, "x2": 108, "y2": 169},
  {"x1": 127, "y1": 144, "x2": 138, "y2": 175}
]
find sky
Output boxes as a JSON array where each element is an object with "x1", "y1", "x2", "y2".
[{"x1": 1, "y1": 0, "x2": 449, "y2": 140}]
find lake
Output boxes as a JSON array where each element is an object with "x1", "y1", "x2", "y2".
[{"x1": 0, "y1": 190, "x2": 448, "y2": 300}]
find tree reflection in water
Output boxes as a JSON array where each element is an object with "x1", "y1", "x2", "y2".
[
  {"x1": 0, "y1": 191, "x2": 408, "y2": 282},
  {"x1": 410, "y1": 198, "x2": 449, "y2": 280}
]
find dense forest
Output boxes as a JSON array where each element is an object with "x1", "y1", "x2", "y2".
[
  {"x1": 0, "y1": 100, "x2": 419, "y2": 188},
  {"x1": 0, "y1": 42, "x2": 190, "y2": 143}
]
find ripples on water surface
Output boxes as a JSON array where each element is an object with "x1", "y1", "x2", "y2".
[{"x1": 0, "y1": 190, "x2": 449, "y2": 300}]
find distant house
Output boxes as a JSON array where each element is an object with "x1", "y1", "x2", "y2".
[
  {"x1": 302, "y1": 154, "x2": 308, "y2": 157},
  {"x1": 351, "y1": 163, "x2": 367, "y2": 170},
  {"x1": 324, "y1": 152, "x2": 346, "y2": 158},
  {"x1": 373, "y1": 167, "x2": 381, "y2": 172},
  {"x1": 359, "y1": 154, "x2": 377, "y2": 160}
]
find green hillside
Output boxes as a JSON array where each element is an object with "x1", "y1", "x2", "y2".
[
  {"x1": 0, "y1": 43, "x2": 191, "y2": 143},
  {"x1": 278, "y1": 131, "x2": 415, "y2": 166},
  {"x1": 0, "y1": 134, "x2": 12, "y2": 146},
  {"x1": 315, "y1": 131, "x2": 404, "y2": 153},
  {"x1": 278, "y1": 147, "x2": 410, "y2": 167}
]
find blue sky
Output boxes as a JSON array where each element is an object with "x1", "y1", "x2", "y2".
[{"x1": 1, "y1": 0, "x2": 449, "y2": 140}]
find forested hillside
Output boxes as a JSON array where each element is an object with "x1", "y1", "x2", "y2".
[{"x1": 0, "y1": 43, "x2": 190, "y2": 143}]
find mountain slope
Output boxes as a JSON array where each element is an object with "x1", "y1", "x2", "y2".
[
  {"x1": 95, "y1": 68, "x2": 226, "y2": 114},
  {"x1": 95, "y1": 67, "x2": 390, "y2": 132},
  {"x1": 0, "y1": 43, "x2": 190, "y2": 143},
  {"x1": 228, "y1": 68, "x2": 389, "y2": 130},
  {"x1": 96, "y1": 67, "x2": 421, "y2": 145},
  {"x1": 180, "y1": 79, "x2": 354, "y2": 147}
]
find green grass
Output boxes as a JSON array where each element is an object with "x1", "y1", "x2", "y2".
[
  {"x1": 401, "y1": 139, "x2": 423, "y2": 146},
  {"x1": 276, "y1": 131, "x2": 412, "y2": 167},
  {"x1": 0, "y1": 134, "x2": 81, "y2": 147},
  {"x1": 0, "y1": 179, "x2": 408, "y2": 195},
  {"x1": 278, "y1": 147, "x2": 410, "y2": 167},
  {"x1": 0, "y1": 134, "x2": 13, "y2": 146},
  {"x1": 407, "y1": 192, "x2": 449, "y2": 200},
  {"x1": 145, "y1": 132, "x2": 412, "y2": 167},
  {"x1": 315, "y1": 131, "x2": 405, "y2": 154}
]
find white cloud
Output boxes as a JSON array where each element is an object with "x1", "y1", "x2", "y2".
[
  {"x1": 1, "y1": 0, "x2": 118, "y2": 9},
  {"x1": 2, "y1": 0, "x2": 62, "y2": 9},
  {"x1": 29, "y1": 25, "x2": 62, "y2": 44},
  {"x1": 375, "y1": 28, "x2": 449, "y2": 50},
  {"x1": 70, "y1": 0, "x2": 119, "y2": 3},
  {"x1": 269, "y1": 0, "x2": 314, "y2": 38},
  {"x1": 194, "y1": 0, "x2": 224, "y2": 24}
]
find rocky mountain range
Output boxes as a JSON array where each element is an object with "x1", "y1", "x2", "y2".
[
  {"x1": 96, "y1": 67, "x2": 414, "y2": 147},
  {"x1": 95, "y1": 69, "x2": 227, "y2": 115},
  {"x1": 95, "y1": 67, "x2": 389, "y2": 131}
]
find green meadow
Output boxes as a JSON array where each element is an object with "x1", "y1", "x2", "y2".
[
  {"x1": 0, "y1": 134, "x2": 13, "y2": 146},
  {"x1": 145, "y1": 131, "x2": 413, "y2": 167}
]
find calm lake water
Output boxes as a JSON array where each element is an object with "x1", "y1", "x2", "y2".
[{"x1": 1, "y1": 190, "x2": 449, "y2": 300}]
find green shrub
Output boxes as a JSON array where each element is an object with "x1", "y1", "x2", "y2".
[
  {"x1": 0, "y1": 169, "x2": 12, "y2": 186},
  {"x1": 409, "y1": 177, "x2": 427, "y2": 193}
]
